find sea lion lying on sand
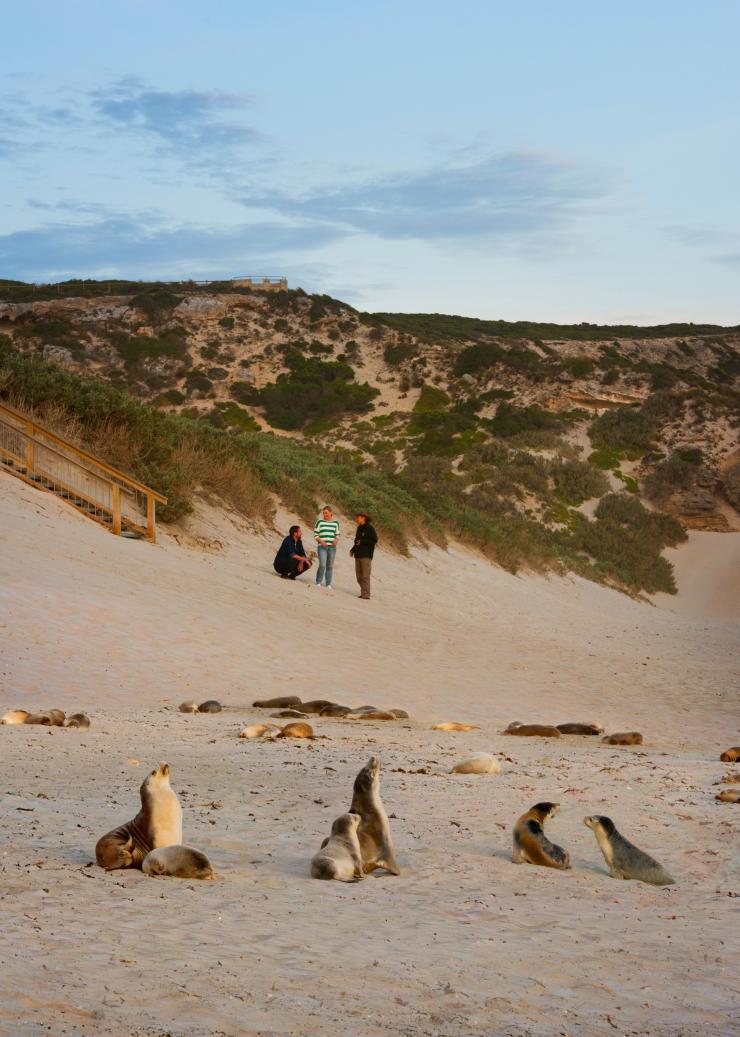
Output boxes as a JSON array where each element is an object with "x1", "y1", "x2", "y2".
[
  {"x1": 198, "y1": 700, "x2": 222, "y2": 713},
  {"x1": 299, "y1": 700, "x2": 336, "y2": 714},
  {"x1": 505, "y1": 722, "x2": 561, "y2": 738},
  {"x1": 512, "y1": 803, "x2": 570, "y2": 869},
  {"x1": 720, "y1": 747, "x2": 740, "y2": 763},
  {"x1": 142, "y1": 845, "x2": 214, "y2": 880},
  {"x1": 311, "y1": 813, "x2": 363, "y2": 882},
  {"x1": 715, "y1": 789, "x2": 740, "y2": 803},
  {"x1": 1, "y1": 710, "x2": 31, "y2": 725},
  {"x1": 26, "y1": 709, "x2": 66, "y2": 726},
  {"x1": 272, "y1": 709, "x2": 310, "y2": 718},
  {"x1": 319, "y1": 704, "x2": 353, "y2": 717},
  {"x1": 451, "y1": 753, "x2": 501, "y2": 775},
  {"x1": 96, "y1": 762, "x2": 183, "y2": 871},
  {"x1": 349, "y1": 757, "x2": 400, "y2": 875},
  {"x1": 65, "y1": 713, "x2": 90, "y2": 729},
  {"x1": 556, "y1": 722, "x2": 603, "y2": 735},
  {"x1": 583, "y1": 815, "x2": 675, "y2": 885},
  {"x1": 239, "y1": 723, "x2": 281, "y2": 739},
  {"x1": 345, "y1": 710, "x2": 396, "y2": 721},
  {"x1": 253, "y1": 696, "x2": 303, "y2": 709},
  {"x1": 602, "y1": 732, "x2": 643, "y2": 745},
  {"x1": 432, "y1": 722, "x2": 477, "y2": 732},
  {"x1": 179, "y1": 701, "x2": 199, "y2": 713},
  {"x1": 277, "y1": 722, "x2": 314, "y2": 739}
]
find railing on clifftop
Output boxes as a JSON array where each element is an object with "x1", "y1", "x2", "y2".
[{"x1": 0, "y1": 400, "x2": 167, "y2": 541}]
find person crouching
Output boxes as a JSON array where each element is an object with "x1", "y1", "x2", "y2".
[{"x1": 274, "y1": 525, "x2": 313, "y2": 580}]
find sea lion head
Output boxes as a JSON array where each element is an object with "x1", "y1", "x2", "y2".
[
  {"x1": 332, "y1": 812, "x2": 361, "y2": 837},
  {"x1": 532, "y1": 802, "x2": 559, "y2": 820},
  {"x1": 583, "y1": 814, "x2": 613, "y2": 834},
  {"x1": 141, "y1": 762, "x2": 173, "y2": 799},
  {"x1": 354, "y1": 756, "x2": 380, "y2": 793}
]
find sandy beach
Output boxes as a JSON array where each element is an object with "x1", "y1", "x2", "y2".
[{"x1": 1, "y1": 475, "x2": 738, "y2": 1037}]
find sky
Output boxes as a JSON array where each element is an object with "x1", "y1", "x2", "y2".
[{"x1": 2, "y1": 0, "x2": 739, "y2": 323}]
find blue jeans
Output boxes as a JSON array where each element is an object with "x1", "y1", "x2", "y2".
[{"x1": 315, "y1": 544, "x2": 336, "y2": 587}]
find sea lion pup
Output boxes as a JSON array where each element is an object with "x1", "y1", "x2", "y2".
[
  {"x1": 198, "y1": 700, "x2": 222, "y2": 713},
  {"x1": 432, "y1": 722, "x2": 477, "y2": 732},
  {"x1": 95, "y1": 762, "x2": 183, "y2": 871},
  {"x1": 252, "y1": 695, "x2": 302, "y2": 708},
  {"x1": 239, "y1": 723, "x2": 281, "y2": 739},
  {"x1": 277, "y1": 722, "x2": 314, "y2": 739},
  {"x1": 512, "y1": 803, "x2": 571, "y2": 869},
  {"x1": 451, "y1": 753, "x2": 501, "y2": 775},
  {"x1": 556, "y1": 722, "x2": 603, "y2": 736},
  {"x1": 298, "y1": 699, "x2": 335, "y2": 714},
  {"x1": 720, "y1": 747, "x2": 740, "y2": 763},
  {"x1": 602, "y1": 731, "x2": 643, "y2": 746},
  {"x1": 1, "y1": 709, "x2": 31, "y2": 725},
  {"x1": 310, "y1": 813, "x2": 364, "y2": 882},
  {"x1": 179, "y1": 701, "x2": 199, "y2": 713},
  {"x1": 583, "y1": 816, "x2": 675, "y2": 885},
  {"x1": 716, "y1": 789, "x2": 740, "y2": 803},
  {"x1": 65, "y1": 713, "x2": 90, "y2": 729},
  {"x1": 349, "y1": 757, "x2": 400, "y2": 875},
  {"x1": 142, "y1": 845, "x2": 214, "y2": 880},
  {"x1": 505, "y1": 722, "x2": 561, "y2": 738}
]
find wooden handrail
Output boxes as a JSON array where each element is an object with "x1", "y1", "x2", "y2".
[{"x1": 0, "y1": 399, "x2": 167, "y2": 503}]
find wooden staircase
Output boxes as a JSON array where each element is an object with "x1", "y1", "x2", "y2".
[{"x1": 0, "y1": 400, "x2": 166, "y2": 541}]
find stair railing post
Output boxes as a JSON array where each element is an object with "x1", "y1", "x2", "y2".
[
  {"x1": 111, "y1": 484, "x2": 121, "y2": 535},
  {"x1": 146, "y1": 494, "x2": 156, "y2": 543},
  {"x1": 25, "y1": 422, "x2": 34, "y2": 471}
]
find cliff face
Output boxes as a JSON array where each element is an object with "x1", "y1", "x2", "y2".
[{"x1": 1, "y1": 285, "x2": 738, "y2": 534}]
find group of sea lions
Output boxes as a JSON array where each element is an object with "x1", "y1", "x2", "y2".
[
  {"x1": 1, "y1": 708, "x2": 90, "y2": 728},
  {"x1": 503, "y1": 721, "x2": 644, "y2": 745},
  {"x1": 252, "y1": 695, "x2": 409, "y2": 721},
  {"x1": 513, "y1": 802, "x2": 676, "y2": 885}
]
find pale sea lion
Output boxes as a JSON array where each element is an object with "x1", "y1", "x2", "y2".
[
  {"x1": 583, "y1": 815, "x2": 675, "y2": 885},
  {"x1": 451, "y1": 753, "x2": 501, "y2": 775},
  {"x1": 298, "y1": 700, "x2": 335, "y2": 714},
  {"x1": 277, "y1": 722, "x2": 314, "y2": 739},
  {"x1": 239, "y1": 723, "x2": 281, "y2": 739},
  {"x1": 715, "y1": 789, "x2": 740, "y2": 803},
  {"x1": 432, "y1": 722, "x2": 477, "y2": 732},
  {"x1": 179, "y1": 701, "x2": 199, "y2": 713},
  {"x1": 556, "y1": 722, "x2": 604, "y2": 735},
  {"x1": 512, "y1": 802, "x2": 570, "y2": 869},
  {"x1": 389, "y1": 709, "x2": 409, "y2": 719},
  {"x1": 346, "y1": 710, "x2": 396, "y2": 721},
  {"x1": 505, "y1": 722, "x2": 561, "y2": 738},
  {"x1": 310, "y1": 813, "x2": 363, "y2": 882},
  {"x1": 65, "y1": 713, "x2": 90, "y2": 729},
  {"x1": 142, "y1": 845, "x2": 214, "y2": 880},
  {"x1": 1, "y1": 709, "x2": 31, "y2": 725},
  {"x1": 602, "y1": 732, "x2": 643, "y2": 745},
  {"x1": 252, "y1": 696, "x2": 302, "y2": 709},
  {"x1": 349, "y1": 757, "x2": 400, "y2": 875},
  {"x1": 95, "y1": 762, "x2": 183, "y2": 871},
  {"x1": 720, "y1": 747, "x2": 740, "y2": 763},
  {"x1": 198, "y1": 700, "x2": 222, "y2": 713}
]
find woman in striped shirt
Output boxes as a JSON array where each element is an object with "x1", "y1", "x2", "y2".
[{"x1": 314, "y1": 505, "x2": 340, "y2": 590}]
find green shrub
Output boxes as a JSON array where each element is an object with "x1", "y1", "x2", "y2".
[
  {"x1": 490, "y1": 402, "x2": 562, "y2": 438},
  {"x1": 643, "y1": 453, "x2": 698, "y2": 500},
  {"x1": 589, "y1": 405, "x2": 657, "y2": 455},
  {"x1": 257, "y1": 351, "x2": 379, "y2": 430},
  {"x1": 219, "y1": 316, "x2": 235, "y2": 330},
  {"x1": 550, "y1": 459, "x2": 609, "y2": 505},
  {"x1": 152, "y1": 389, "x2": 185, "y2": 406},
  {"x1": 129, "y1": 289, "x2": 182, "y2": 321},
  {"x1": 184, "y1": 370, "x2": 213, "y2": 394},
  {"x1": 231, "y1": 380, "x2": 259, "y2": 405},
  {"x1": 221, "y1": 402, "x2": 260, "y2": 432},
  {"x1": 413, "y1": 384, "x2": 450, "y2": 413},
  {"x1": 453, "y1": 341, "x2": 504, "y2": 376},
  {"x1": 565, "y1": 356, "x2": 595, "y2": 378},
  {"x1": 383, "y1": 341, "x2": 417, "y2": 366},
  {"x1": 112, "y1": 329, "x2": 188, "y2": 369}
]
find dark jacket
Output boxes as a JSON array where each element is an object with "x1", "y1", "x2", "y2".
[
  {"x1": 350, "y1": 523, "x2": 377, "y2": 560},
  {"x1": 274, "y1": 535, "x2": 306, "y2": 568}
]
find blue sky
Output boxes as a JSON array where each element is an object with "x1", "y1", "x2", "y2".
[{"x1": 2, "y1": 0, "x2": 739, "y2": 323}]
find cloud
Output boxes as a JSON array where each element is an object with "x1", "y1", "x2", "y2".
[
  {"x1": 0, "y1": 213, "x2": 341, "y2": 282},
  {"x1": 713, "y1": 253, "x2": 740, "y2": 267},
  {"x1": 664, "y1": 224, "x2": 735, "y2": 247},
  {"x1": 90, "y1": 77, "x2": 263, "y2": 161},
  {"x1": 239, "y1": 151, "x2": 608, "y2": 245}
]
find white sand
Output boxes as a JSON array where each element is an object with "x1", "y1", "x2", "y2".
[{"x1": 0, "y1": 475, "x2": 738, "y2": 1037}]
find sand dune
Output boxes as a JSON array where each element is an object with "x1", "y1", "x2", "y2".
[{"x1": 0, "y1": 475, "x2": 738, "y2": 1037}]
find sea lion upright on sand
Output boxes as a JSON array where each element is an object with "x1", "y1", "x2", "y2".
[
  {"x1": 95, "y1": 762, "x2": 183, "y2": 871},
  {"x1": 349, "y1": 757, "x2": 400, "y2": 875},
  {"x1": 142, "y1": 845, "x2": 214, "y2": 880},
  {"x1": 583, "y1": 815, "x2": 675, "y2": 885},
  {"x1": 311, "y1": 813, "x2": 364, "y2": 882},
  {"x1": 512, "y1": 802, "x2": 571, "y2": 870}
]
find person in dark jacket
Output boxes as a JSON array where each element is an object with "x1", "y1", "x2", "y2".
[
  {"x1": 349, "y1": 513, "x2": 377, "y2": 600},
  {"x1": 273, "y1": 525, "x2": 312, "y2": 580}
]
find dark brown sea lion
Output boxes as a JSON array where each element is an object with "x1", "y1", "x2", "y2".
[
  {"x1": 512, "y1": 802, "x2": 570, "y2": 869},
  {"x1": 95, "y1": 762, "x2": 183, "y2": 871},
  {"x1": 252, "y1": 696, "x2": 303, "y2": 708},
  {"x1": 556, "y1": 722, "x2": 603, "y2": 735},
  {"x1": 504, "y1": 722, "x2": 561, "y2": 738},
  {"x1": 198, "y1": 700, "x2": 222, "y2": 713},
  {"x1": 271, "y1": 709, "x2": 310, "y2": 718},
  {"x1": 65, "y1": 713, "x2": 90, "y2": 729},
  {"x1": 318, "y1": 704, "x2": 353, "y2": 717},
  {"x1": 26, "y1": 709, "x2": 66, "y2": 726},
  {"x1": 298, "y1": 700, "x2": 336, "y2": 714},
  {"x1": 720, "y1": 747, "x2": 740, "y2": 763},
  {"x1": 602, "y1": 732, "x2": 643, "y2": 745},
  {"x1": 349, "y1": 757, "x2": 400, "y2": 875}
]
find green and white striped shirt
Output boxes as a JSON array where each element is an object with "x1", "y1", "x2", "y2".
[{"x1": 314, "y1": 517, "x2": 340, "y2": 545}]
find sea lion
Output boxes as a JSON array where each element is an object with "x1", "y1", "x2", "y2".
[
  {"x1": 318, "y1": 704, "x2": 353, "y2": 717},
  {"x1": 310, "y1": 813, "x2": 364, "y2": 882},
  {"x1": 95, "y1": 762, "x2": 183, "y2": 871},
  {"x1": 602, "y1": 732, "x2": 643, "y2": 745},
  {"x1": 271, "y1": 709, "x2": 310, "y2": 718},
  {"x1": 1, "y1": 709, "x2": 31, "y2": 725},
  {"x1": 65, "y1": 713, "x2": 90, "y2": 729},
  {"x1": 512, "y1": 802, "x2": 570, "y2": 869},
  {"x1": 142, "y1": 845, "x2": 214, "y2": 880},
  {"x1": 26, "y1": 709, "x2": 66, "y2": 726},
  {"x1": 346, "y1": 710, "x2": 396, "y2": 721},
  {"x1": 277, "y1": 722, "x2": 314, "y2": 739},
  {"x1": 298, "y1": 700, "x2": 335, "y2": 714},
  {"x1": 198, "y1": 700, "x2": 222, "y2": 713},
  {"x1": 505, "y1": 722, "x2": 561, "y2": 738},
  {"x1": 432, "y1": 722, "x2": 477, "y2": 732},
  {"x1": 720, "y1": 747, "x2": 740, "y2": 763},
  {"x1": 252, "y1": 696, "x2": 303, "y2": 708},
  {"x1": 451, "y1": 753, "x2": 501, "y2": 775},
  {"x1": 239, "y1": 723, "x2": 281, "y2": 739},
  {"x1": 179, "y1": 701, "x2": 199, "y2": 713},
  {"x1": 715, "y1": 789, "x2": 740, "y2": 803},
  {"x1": 389, "y1": 709, "x2": 409, "y2": 719},
  {"x1": 556, "y1": 722, "x2": 603, "y2": 735},
  {"x1": 349, "y1": 757, "x2": 400, "y2": 875},
  {"x1": 583, "y1": 815, "x2": 675, "y2": 885}
]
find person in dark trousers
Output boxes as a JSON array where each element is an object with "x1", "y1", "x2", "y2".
[
  {"x1": 349, "y1": 513, "x2": 377, "y2": 599},
  {"x1": 274, "y1": 525, "x2": 312, "y2": 580}
]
